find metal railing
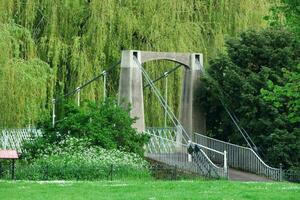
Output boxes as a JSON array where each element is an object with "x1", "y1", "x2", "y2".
[
  {"x1": 188, "y1": 141, "x2": 228, "y2": 178},
  {"x1": 283, "y1": 169, "x2": 300, "y2": 183},
  {"x1": 145, "y1": 128, "x2": 227, "y2": 179},
  {"x1": 0, "y1": 129, "x2": 41, "y2": 152},
  {"x1": 193, "y1": 132, "x2": 282, "y2": 181}
]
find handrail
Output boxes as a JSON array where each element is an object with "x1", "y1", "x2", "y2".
[
  {"x1": 146, "y1": 127, "x2": 177, "y2": 130},
  {"x1": 249, "y1": 148, "x2": 279, "y2": 171},
  {"x1": 194, "y1": 132, "x2": 277, "y2": 170},
  {"x1": 145, "y1": 128, "x2": 227, "y2": 179},
  {"x1": 193, "y1": 132, "x2": 281, "y2": 181},
  {"x1": 191, "y1": 141, "x2": 224, "y2": 155},
  {"x1": 146, "y1": 132, "x2": 187, "y2": 147},
  {"x1": 198, "y1": 148, "x2": 223, "y2": 170},
  {"x1": 194, "y1": 132, "x2": 250, "y2": 149}
]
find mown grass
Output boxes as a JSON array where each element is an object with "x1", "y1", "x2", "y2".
[{"x1": 0, "y1": 180, "x2": 299, "y2": 200}]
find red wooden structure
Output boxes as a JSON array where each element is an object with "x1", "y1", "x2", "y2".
[{"x1": 0, "y1": 150, "x2": 19, "y2": 179}]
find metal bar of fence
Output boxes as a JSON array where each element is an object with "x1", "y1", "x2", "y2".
[
  {"x1": 191, "y1": 142, "x2": 224, "y2": 156},
  {"x1": 145, "y1": 128, "x2": 226, "y2": 179},
  {"x1": 193, "y1": 132, "x2": 281, "y2": 181},
  {"x1": 0, "y1": 129, "x2": 41, "y2": 152}
]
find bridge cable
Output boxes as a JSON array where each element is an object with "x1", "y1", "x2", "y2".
[
  {"x1": 142, "y1": 64, "x2": 182, "y2": 127},
  {"x1": 52, "y1": 60, "x2": 121, "y2": 127},
  {"x1": 142, "y1": 59, "x2": 259, "y2": 153},
  {"x1": 133, "y1": 57, "x2": 190, "y2": 143},
  {"x1": 143, "y1": 64, "x2": 182, "y2": 89},
  {"x1": 196, "y1": 60, "x2": 260, "y2": 153},
  {"x1": 55, "y1": 60, "x2": 121, "y2": 103}
]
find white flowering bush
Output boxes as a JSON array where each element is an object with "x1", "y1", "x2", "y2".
[{"x1": 16, "y1": 137, "x2": 151, "y2": 180}]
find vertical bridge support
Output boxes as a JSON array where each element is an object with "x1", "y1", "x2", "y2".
[
  {"x1": 118, "y1": 50, "x2": 205, "y2": 139},
  {"x1": 118, "y1": 50, "x2": 145, "y2": 132},
  {"x1": 179, "y1": 53, "x2": 206, "y2": 142}
]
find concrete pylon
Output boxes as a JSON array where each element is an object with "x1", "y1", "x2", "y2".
[
  {"x1": 179, "y1": 54, "x2": 206, "y2": 143},
  {"x1": 118, "y1": 50, "x2": 145, "y2": 133},
  {"x1": 118, "y1": 50, "x2": 205, "y2": 139}
]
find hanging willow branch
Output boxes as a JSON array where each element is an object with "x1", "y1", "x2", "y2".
[{"x1": 0, "y1": 0, "x2": 276, "y2": 127}]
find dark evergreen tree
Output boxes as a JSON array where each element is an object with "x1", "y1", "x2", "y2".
[{"x1": 196, "y1": 28, "x2": 300, "y2": 168}]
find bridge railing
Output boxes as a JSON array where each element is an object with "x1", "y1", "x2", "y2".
[
  {"x1": 0, "y1": 128, "x2": 41, "y2": 152},
  {"x1": 145, "y1": 128, "x2": 227, "y2": 179},
  {"x1": 193, "y1": 132, "x2": 282, "y2": 181}
]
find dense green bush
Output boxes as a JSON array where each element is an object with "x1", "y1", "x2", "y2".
[
  {"x1": 18, "y1": 99, "x2": 150, "y2": 180},
  {"x1": 16, "y1": 137, "x2": 150, "y2": 180},
  {"x1": 23, "y1": 99, "x2": 149, "y2": 159},
  {"x1": 196, "y1": 28, "x2": 300, "y2": 168}
]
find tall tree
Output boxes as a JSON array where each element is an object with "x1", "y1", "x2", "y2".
[
  {"x1": 196, "y1": 28, "x2": 300, "y2": 168},
  {"x1": 0, "y1": 0, "x2": 275, "y2": 127}
]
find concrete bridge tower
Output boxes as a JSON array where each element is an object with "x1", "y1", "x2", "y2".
[{"x1": 118, "y1": 50, "x2": 206, "y2": 140}]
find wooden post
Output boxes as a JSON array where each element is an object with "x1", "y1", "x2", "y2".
[
  {"x1": 11, "y1": 159, "x2": 15, "y2": 180},
  {"x1": 0, "y1": 150, "x2": 19, "y2": 180},
  {"x1": 0, "y1": 162, "x2": 2, "y2": 177}
]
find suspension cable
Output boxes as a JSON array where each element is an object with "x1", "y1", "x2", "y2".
[
  {"x1": 55, "y1": 60, "x2": 121, "y2": 103},
  {"x1": 197, "y1": 60, "x2": 259, "y2": 152},
  {"x1": 143, "y1": 64, "x2": 181, "y2": 89},
  {"x1": 52, "y1": 60, "x2": 121, "y2": 127},
  {"x1": 133, "y1": 57, "x2": 190, "y2": 143},
  {"x1": 210, "y1": 77, "x2": 258, "y2": 151}
]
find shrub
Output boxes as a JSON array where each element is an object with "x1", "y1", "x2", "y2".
[
  {"x1": 23, "y1": 98, "x2": 149, "y2": 159},
  {"x1": 16, "y1": 137, "x2": 151, "y2": 180}
]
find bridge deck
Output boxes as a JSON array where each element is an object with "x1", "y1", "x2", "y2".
[
  {"x1": 146, "y1": 153, "x2": 273, "y2": 182},
  {"x1": 229, "y1": 168, "x2": 272, "y2": 182}
]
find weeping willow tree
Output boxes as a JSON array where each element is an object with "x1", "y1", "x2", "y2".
[
  {"x1": 0, "y1": 0, "x2": 276, "y2": 127},
  {"x1": 0, "y1": 24, "x2": 52, "y2": 128}
]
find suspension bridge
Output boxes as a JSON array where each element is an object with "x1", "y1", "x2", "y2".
[{"x1": 0, "y1": 50, "x2": 283, "y2": 181}]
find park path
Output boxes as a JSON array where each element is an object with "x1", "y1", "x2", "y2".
[{"x1": 228, "y1": 168, "x2": 272, "y2": 182}]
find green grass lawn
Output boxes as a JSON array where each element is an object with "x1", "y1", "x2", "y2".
[{"x1": 0, "y1": 180, "x2": 299, "y2": 200}]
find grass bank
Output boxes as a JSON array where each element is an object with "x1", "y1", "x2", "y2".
[{"x1": 0, "y1": 180, "x2": 299, "y2": 200}]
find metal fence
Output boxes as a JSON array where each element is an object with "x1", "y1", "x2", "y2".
[
  {"x1": 283, "y1": 170, "x2": 300, "y2": 183},
  {"x1": 3, "y1": 128, "x2": 298, "y2": 182},
  {"x1": 145, "y1": 128, "x2": 227, "y2": 179},
  {"x1": 0, "y1": 129, "x2": 41, "y2": 152},
  {"x1": 193, "y1": 132, "x2": 282, "y2": 181}
]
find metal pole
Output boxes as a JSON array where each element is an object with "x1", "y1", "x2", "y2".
[
  {"x1": 76, "y1": 87, "x2": 80, "y2": 106},
  {"x1": 224, "y1": 150, "x2": 228, "y2": 179},
  {"x1": 164, "y1": 72, "x2": 168, "y2": 127},
  {"x1": 103, "y1": 71, "x2": 106, "y2": 101},
  {"x1": 188, "y1": 140, "x2": 192, "y2": 162},
  {"x1": 279, "y1": 163, "x2": 283, "y2": 181},
  {"x1": 52, "y1": 99, "x2": 56, "y2": 127}
]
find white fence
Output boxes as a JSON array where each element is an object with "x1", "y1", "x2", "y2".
[
  {"x1": 0, "y1": 129, "x2": 41, "y2": 152},
  {"x1": 145, "y1": 128, "x2": 227, "y2": 179},
  {"x1": 194, "y1": 132, "x2": 282, "y2": 181}
]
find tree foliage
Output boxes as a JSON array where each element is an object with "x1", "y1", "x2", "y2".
[
  {"x1": 281, "y1": 0, "x2": 300, "y2": 39},
  {"x1": 24, "y1": 99, "x2": 149, "y2": 158},
  {"x1": 0, "y1": 24, "x2": 52, "y2": 128},
  {"x1": 196, "y1": 28, "x2": 300, "y2": 168},
  {"x1": 261, "y1": 66, "x2": 300, "y2": 124},
  {"x1": 0, "y1": 0, "x2": 275, "y2": 127}
]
